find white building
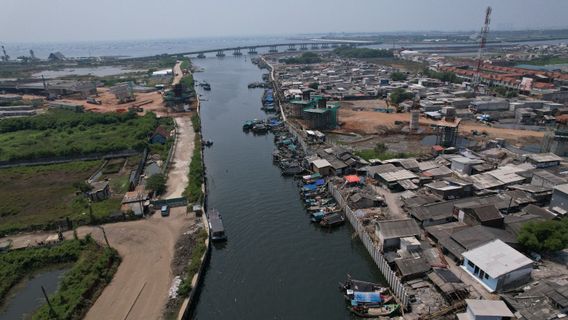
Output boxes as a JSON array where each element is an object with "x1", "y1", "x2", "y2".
[
  {"x1": 462, "y1": 239, "x2": 533, "y2": 292},
  {"x1": 456, "y1": 299, "x2": 514, "y2": 320}
]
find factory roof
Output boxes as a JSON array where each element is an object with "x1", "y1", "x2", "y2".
[{"x1": 462, "y1": 239, "x2": 533, "y2": 278}]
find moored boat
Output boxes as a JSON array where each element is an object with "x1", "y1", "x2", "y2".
[
  {"x1": 349, "y1": 304, "x2": 400, "y2": 318},
  {"x1": 319, "y1": 212, "x2": 345, "y2": 227},
  {"x1": 207, "y1": 209, "x2": 227, "y2": 242}
]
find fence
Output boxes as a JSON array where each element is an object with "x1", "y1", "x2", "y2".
[
  {"x1": 151, "y1": 197, "x2": 188, "y2": 208},
  {"x1": 0, "y1": 149, "x2": 140, "y2": 169},
  {"x1": 329, "y1": 184, "x2": 410, "y2": 309}
]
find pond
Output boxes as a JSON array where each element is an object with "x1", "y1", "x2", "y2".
[{"x1": 0, "y1": 266, "x2": 69, "y2": 320}]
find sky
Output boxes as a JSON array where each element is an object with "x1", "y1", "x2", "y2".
[{"x1": 1, "y1": 0, "x2": 568, "y2": 42}]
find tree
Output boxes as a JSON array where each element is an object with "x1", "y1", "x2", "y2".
[
  {"x1": 389, "y1": 88, "x2": 414, "y2": 105},
  {"x1": 390, "y1": 72, "x2": 407, "y2": 81},
  {"x1": 518, "y1": 219, "x2": 568, "y2": 253},
  {"x1": 146, "y1": 174, "x2": 167, "y2": 195}
]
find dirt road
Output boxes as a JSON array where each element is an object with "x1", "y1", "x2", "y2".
[
  {"x1": 2, "y1": 209, "x2": 193, "y2": 320},
  {"x1": 163, "y1": 116, "x2": 195, "y2": 199}
]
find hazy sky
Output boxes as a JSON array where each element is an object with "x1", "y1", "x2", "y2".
[{"x1": 2, "y1": 0, "x2": 567, "y2": 42}]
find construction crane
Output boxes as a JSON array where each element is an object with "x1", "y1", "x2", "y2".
[
  {"x1": 472, "y1": 6, "x2": 492, "y2": 93},
  {"x1": 1, "y1": 45, "x2": 9, "y2": 62}
]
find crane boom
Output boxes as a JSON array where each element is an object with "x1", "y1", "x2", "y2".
[{"x1": 473, "y1": 6, "x2": 492, "y2": 92}]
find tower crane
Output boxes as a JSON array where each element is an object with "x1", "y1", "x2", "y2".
[
  {"x1": 1, "y1": 45, "x2": 9, "y2": 62},
  {"x1": 472, "y1": 6, "x2": 492, "y2": 93}
]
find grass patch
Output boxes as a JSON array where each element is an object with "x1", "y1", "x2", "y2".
[
  {"x1": 32, "y1": 237, "x2": 120, "y2": 320},
  {"x1": 0, "y1": 110, "x2": 160, "y2": 162},
  {"x1": 355, "y1": 143, "x2": 418, "y2": 161},
  {"x1": 177, "y1": 229, "x2": 208, "y2": 296},
  {"x1": 0, "y1": 161, "x2": 124, "y2": 235}
]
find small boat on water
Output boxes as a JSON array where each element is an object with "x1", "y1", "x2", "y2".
[
  {"x1": 207, "y1": 209, "x2": 227, "y2": 242},
  {"x1": 349, "y1": 304, "x2": 400, "y2": 318},
  {"x1": 203, "y1": 140, "x2": 213, "y2": 147},
  {"x1": 319, "y1": 212, "x2": 345, "y2": 227},
  {"x1": 202, "y1": 82, "x2": 211, "y2": 91},
  {"x1": 252, "y1": 123, "x2": 268, "y2": 134},
  {"x1": 341, "y1": 276, "x2": 387, "y2": 293}
]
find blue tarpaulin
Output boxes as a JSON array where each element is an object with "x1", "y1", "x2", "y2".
[
  {"x1": 303, "y1": 184, "x2": 317, "y2": 191},
  {"x1": 314, "y1": 179, "x2": 325, "y2": 186},
  {"x1": 353, "y1": 292, "x2": 382, "y2": 304}
]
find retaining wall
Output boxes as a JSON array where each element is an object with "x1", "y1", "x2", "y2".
[{"x1": 329, "y1": 184, "x2": 410, "y2": 309}]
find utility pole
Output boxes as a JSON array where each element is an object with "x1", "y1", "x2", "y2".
[{"x1": 41, "y1": 285, "x2": 57, "y2": 319}]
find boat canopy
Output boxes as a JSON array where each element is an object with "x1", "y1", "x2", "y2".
[
  {"x1": 303, "y1": 173, "x2": 322, "y2": 181},
  {"x1": 353, "y1": 291, "x2": 382, "y2": 304},
  {"x1": 314, "y1": 179, "x2": 325, "y2": 186},
  {"x1": 345, "y1": 175, "x2": 361, "y2": 184},
  {"x1": 303, "y1": 184, "x2": 317, "y2": 191}
]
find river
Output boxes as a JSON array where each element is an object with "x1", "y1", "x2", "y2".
[{"x1": 191, "y1": 57, "x2": 382, "y2": 319}]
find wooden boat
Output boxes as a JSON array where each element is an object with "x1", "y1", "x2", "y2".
[
  {"x1": 349, "y1": 304, "x2": 400, "y2": 318},
  {"x1": 203, "y1": 140, "x2": 213, "y2": 147},
  {"x1": 319, "y1": 212, "x2": 345, "y2": 227},
  {"x1": 207, "y1": 209, "x2": 227, "y2": 242},
  {"x1": 342, "y1": 276, "x2": 387, "y2": 293}
]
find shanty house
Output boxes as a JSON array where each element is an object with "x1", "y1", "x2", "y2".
[
  {"x1": 87, "y1": 181, "x2": 111, "y2": 202},
  {"x1": 462, "y1": 239, "x2": 533, "y2": 292},
  {"x1": 150, "y1": 126, "x2": 171, "y2": 145},
  {"x1": 375, "y1": 219, "x2": 421, "y2": 251},
  {"x1": 525, "y1": 153, "x2": 562, "y2": 168},
  {"x1": 549, "y1": 183, "x2": 568, "y2": 216},
  {"x1": 459, "y1": 205, "x2": 504, "y2": 228},
  {"x1": 311, "y1": 159, "x2": 332, "y2": 176},
  {"x1": 456, "y1": 299, "x2": 514, "y2": 320}
]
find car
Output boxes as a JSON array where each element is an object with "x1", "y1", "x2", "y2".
[{"x1": 160, "y1": 205, "x2": 170, "y2": 217}]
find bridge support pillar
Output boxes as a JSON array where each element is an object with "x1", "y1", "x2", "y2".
[
  {"x1": 331, "y1": 43, "x2": 339, "y2": 48},
  {"x1": 300, "y1": 44, "x2": 308, "y2": 50},
  {"x1": 311, "y1": 44, "x2": 319, "y2": 50},
  {"x1": 269, "y1": 45, "x2": 278, "y2": 53},
  {"x1": 197, "y1": 53, "x2": 206, "y2": 59},
  {"x1": 248, "y1": 47, "x2": 257, "y2": 55},
  {"x1": 233, "y1": 48, "x2": 242, "y2": 56},
  {"x1": 321, "y1": 43, "x2": 329, "y2": 49},
  {"x1": 216, "y1": 50, "x2": 225, "y2": 57},
  {"x1": 287, "y1": 44, "x2": 297, "y2": 51}
]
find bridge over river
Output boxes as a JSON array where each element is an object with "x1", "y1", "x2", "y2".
[{"x1": 176, "y1": 40, "x2": 381, "y2": 58}]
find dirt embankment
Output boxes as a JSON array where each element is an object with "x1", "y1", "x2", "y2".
[{"x1": 339, "y1": 101, "x2": 544, "y2": 145}]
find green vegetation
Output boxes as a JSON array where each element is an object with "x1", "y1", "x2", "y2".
[
  {"x1": 0, "y1": 237, "x2": 119, "y2": 320},
  {"x1": 177, "y1": 229, "x2": 208, "y2": 296},
  {"x1": 518, "y1": 56, "x2": 568, "y2": 66},
  {"x1": 148, "y1": 117, "x2": 175, "y2": 160},
  {"x1": 185, "y1": 137, "x2": 203, "y2": 203},
  {"x1": 333, "y1": 47, "x2": 393, "y2": 59},
  {"x1": 422, "y1": 68, "x2": 461, "y2": 84},
  {"x1": 389, "y1": 88, "x2": 415, "y2": 105},
  {"x1": 146, "y1": 173, "x2": 167, "y2": 195},
  {"x1": 191, "y1": 113, "x2": 201, "y2": 132},
  {"x1": 355, "y1": 143, "x2": 418, "y2": 161},
  {"x1": 518, "y1": 219, "x2": 568, "y2": 253},
  {"x1": 0, "y1": 161, "x2": 125, "y2": 234},
  {"x1": 492, "y1": 86, "x2": 518, "y2": 98},
  {"x1": 0, "y1": 110, "x2": 160, "y2": 162},
  {"x1": 390, "y1": 72, "x2": 407, "y2": 81},
  {"x1": 184, "y1": 113, "x2": 204, "y2": 203},
  {"x1": 33, "y1": 237, "x2": 120, "y2": 320},
  {"x1": 280, "y1": 52, "x2": 322, "y2": 64},
  {"x1": 180, "y1": 59, "x2": 190, "y2": 70}
]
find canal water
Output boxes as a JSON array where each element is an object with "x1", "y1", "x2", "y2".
[
  {"x1": 0, "y1": 267, "x2": 68, "y2": 320},
  {"x1": 192, "y1": 57, "x2": 382, "y2": 319}
]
